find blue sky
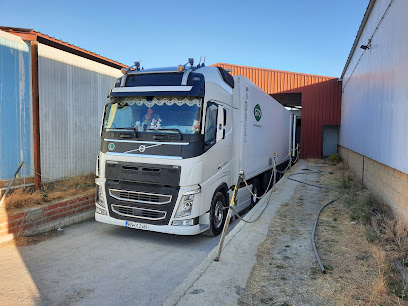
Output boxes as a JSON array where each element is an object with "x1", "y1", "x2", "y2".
[{"x1": 1, "y1": 0, "x2": 368, "y2": 77}]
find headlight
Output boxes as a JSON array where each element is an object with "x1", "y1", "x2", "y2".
[
  {"x1": 96, "y1": 185, "x2": 106, "y2": 208},
  {"x1": 175, "y1": 188, "x2": 200, "y2": 218}
]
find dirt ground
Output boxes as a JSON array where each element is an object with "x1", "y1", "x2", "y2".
[{"x1": 238, "y1": 160, "x2": 404, "y2": 306}]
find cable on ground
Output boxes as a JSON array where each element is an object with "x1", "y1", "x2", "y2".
[
  {"x1": 230, "y1": 150, "x2": 301, "y2": 224},
  {"x1": 287, "y1": 170, "x2": 343, "y2": 273}
]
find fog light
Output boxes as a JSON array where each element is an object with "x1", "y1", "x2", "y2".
[
  {"x1": 172, "y1": 219, "x2": 194, "y2": 226},
  {"x1": 96, "y1": 207, "x2": 107, "y2": 215}
]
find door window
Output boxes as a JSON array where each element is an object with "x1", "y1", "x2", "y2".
[{"x1": 204, "y1": 103, "x2": 218, "y2": 149}]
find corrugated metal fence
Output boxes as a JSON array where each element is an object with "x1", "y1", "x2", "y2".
[
  {"x1": 38, "y1": 43, "x2": 121, "y2": 179},
  {"x1": 0, "y1": 31, "x2": 32, "y2": 179}
]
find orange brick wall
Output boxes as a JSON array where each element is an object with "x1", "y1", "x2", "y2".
[
  {"x1": 340, "y1": 146, "x2": 408, "y2": 223},
  {"x1": 0, "y1": 193, "x2": 95, "y2": 241}
]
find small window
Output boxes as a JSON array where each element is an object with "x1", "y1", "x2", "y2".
[
  {"x1": 223, "y1": 108, "x2": 227, "y2": 126},
  {"x1": 204, "y1": 104, "x2": 218, "y2": 147}
]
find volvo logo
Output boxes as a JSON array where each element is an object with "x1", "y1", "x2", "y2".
[
  {"x1": 108, "y1": 143, "x2": 115, "y2": 151},
  {"x1": 138, "y1": 145, "x2": 146, "y2": 152},
  {"x1": 123, "y1": 143, "x2": 162, "y2": 154}
]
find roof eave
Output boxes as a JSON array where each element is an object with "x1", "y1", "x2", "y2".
[
  {"x1": 340, "y1": 0, "x2": 376, "y2": 79},
  {"x1": 0, "y1": 26, "x2": 127, "y2": 70}
]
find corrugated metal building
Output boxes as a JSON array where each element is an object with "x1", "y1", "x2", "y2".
[
  {"x1": 0, "y1": 31, "x2": 33, "y2": 181},
  {"x1": 339, "y1": 0, "x2": 408, "y2": 221},
  {"x1": 0, "y1": 27, "x2": 123, "y2": 188},
  {"x1": 213, "y1": 63, "x2": 342, "y2": 158}
]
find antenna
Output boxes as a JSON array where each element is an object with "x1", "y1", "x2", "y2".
[
  {"x1": 202, "y1": 56, "x2": 206, "y2": 67},
  {"x1": 198, "y1": 56, "x2": 202, "y2": 67}
]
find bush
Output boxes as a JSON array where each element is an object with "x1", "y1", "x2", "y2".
[{"x1": 328, "y1": 153, "x2": 342, "y2": 164}]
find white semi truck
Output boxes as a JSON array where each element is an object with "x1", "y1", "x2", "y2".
[{"x1": 95, "y1": 60, "x2": 294, "y2": 236}]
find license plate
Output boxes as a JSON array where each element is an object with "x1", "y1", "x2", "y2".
[{"x1": 126, "y1": 221, "x2": 149, "y2": 231}]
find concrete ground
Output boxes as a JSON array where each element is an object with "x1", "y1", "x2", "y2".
[
  {"x1": 0, "y1": 214, "x2": 242, "y2": 305},
  {"x1": 165, "y1": 162, "x2": 301, "y2": 306},
  {"x1": 0, "y1": 161, "x2": 303, "y2": 306}
]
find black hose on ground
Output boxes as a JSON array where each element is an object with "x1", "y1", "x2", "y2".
[{"x1": 287, "y1": 170, "x2": 343, "y2": 274}]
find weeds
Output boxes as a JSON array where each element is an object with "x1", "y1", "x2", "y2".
[
  {"x1": 365, "y1": 228, "x2": 379, "y2": 242},
  {"x1": 339, "y1": 164, "x2": 408, "y2": 301},
  {"x1": 385, "y1": 267, "x2": 408, "y2": 299},
  {"x1": 340, "y1": 175, "x2": 353, "y2": 190},
  {"x1": 309, "y1": 267, "x2": 319, "y2": 280},
  {"x1": 328, "y1": 153, "x2": 342, "y2": 165},
  {"x1": 3, "y1": 173, "x2": 95, "y2": 211},
  {"x1": 356, "y1": 251, "x2": 372, "y2": 261},
  {"x1": 342, "y1": 192, "x2": 373, "y2": 225}
]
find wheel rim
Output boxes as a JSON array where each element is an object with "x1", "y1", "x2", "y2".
[{"x1": 214, "y1": 200, "x2": 224, "y2": 229}]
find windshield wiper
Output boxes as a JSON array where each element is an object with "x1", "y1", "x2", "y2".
[
  {"x1": 105, "y1": 127, "x2": 139, "y2": 139},
  {"x1": 155, "y1": 128, "x2": 183, "y2": 140},
  {"x1": 105, "y1": 127, "x2": 133, "y2": 131}
]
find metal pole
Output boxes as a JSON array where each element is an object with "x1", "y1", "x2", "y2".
[
  {"x1": 297, "y1": 144, "x2": 300, "y2": 161},
  {"x1": 289, "y1": 150, "x2": 292, "y2": 172},
  {"x1": 0, "y1": 161, "x2": 24, "y2": 209},
  {"x1": 273, "y1": 153, "x2": 277, "y2": 191},
  {"x1": 214, "y1": 171, "x2": 244, "y2": 262}
]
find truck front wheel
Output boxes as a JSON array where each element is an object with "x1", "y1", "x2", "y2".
[{"x1": 204, "y1": 191, "x2": 227, "y2": 236}]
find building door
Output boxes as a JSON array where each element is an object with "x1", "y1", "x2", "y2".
[{"x1": 322, "y1": 125, "x2": 339, "y2": 156}]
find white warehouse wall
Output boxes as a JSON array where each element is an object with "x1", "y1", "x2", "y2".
[
  {"x1": 38, "y1": 43, "x2": 121, "y2": 179},
  {"x1": 340, "y1": 0, "x2": 408, "y2": 175}
]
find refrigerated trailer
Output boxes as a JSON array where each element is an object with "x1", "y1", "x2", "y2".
[{"x1": 95, "y1": 61, "x2": 294, "y2": 236}]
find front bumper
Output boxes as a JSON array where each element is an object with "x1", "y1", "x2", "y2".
[{"x1": 95, "y1": 211, "x2": 209, "y2": 235}]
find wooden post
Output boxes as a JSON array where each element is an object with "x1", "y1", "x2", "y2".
[{"x1": 31, "y1": 41, "x2": 41, "y2": 189}]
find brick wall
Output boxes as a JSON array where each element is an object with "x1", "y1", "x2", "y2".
[
  {"x1": 0, "y1": 193, "x2": 95, "y2": 243},
  {"x1": 340, "y1": 146, "x2": 408, "y2": 223}
]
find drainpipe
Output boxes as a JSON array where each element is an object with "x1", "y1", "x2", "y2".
[{"x1": 31, "y1": 40, "x2": 41, "y2": 189}]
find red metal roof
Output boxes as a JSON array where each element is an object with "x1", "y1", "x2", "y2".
[
  {"x1": 213, "y1": 63, "x2": 342, "y2": 158},
  {"x1": 0, "y1": 26, "x2": 127, "y2": 70}
]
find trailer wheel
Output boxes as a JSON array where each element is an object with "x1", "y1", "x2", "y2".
[
  {"x1": 250, "y1": 178, "x2": 260, "y2": 208},
  {"x1": 204, "y1": 191, "x2": 227, "y2": 237}
]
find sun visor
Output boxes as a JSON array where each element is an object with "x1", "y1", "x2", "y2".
[{"x1": 110, "y1": 73, "x2": 205, "y2": 97}]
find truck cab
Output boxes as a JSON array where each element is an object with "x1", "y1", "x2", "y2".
[{"x1": 95, "y1": 62, "x2": 245, "y2": 236}]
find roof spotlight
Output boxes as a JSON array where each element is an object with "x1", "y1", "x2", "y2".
[{"x1": 360, "y1": 38, "x2": 371, "y2": 50}]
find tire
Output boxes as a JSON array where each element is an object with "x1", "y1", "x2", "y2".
[
  {"x1": 203, "y1": 191, "x2": 227, "y2": 237},
  {"x1": 250, "y1": 178, "x2": 260, "y2": 208}
]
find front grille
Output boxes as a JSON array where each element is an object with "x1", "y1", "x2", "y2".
[
  {"x1": 105, "y1": 180, "x2": 179, "y2": 225},
  {"x1": 111, "y1": 204, "x2": 166, "y2": 220},
  {"x1": 105, "y1": 162, "x2": 181, "y2": 186},
  {"x1": 109, "y1": 189, "x2": 172, "y2": 205}
]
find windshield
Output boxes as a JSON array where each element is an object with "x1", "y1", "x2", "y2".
[{"x1": 103, "y1": 96, "x2": 202, "y2": 134}]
